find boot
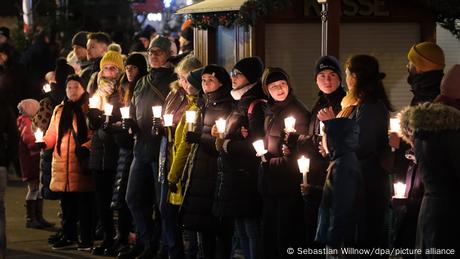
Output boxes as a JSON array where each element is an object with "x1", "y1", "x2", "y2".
[
  {"x1": 35, "y1": 199, "x2": 55, "y2": 228},
  {"x1": 25, "y1": 200, "x2": 43, "y2": 229}
]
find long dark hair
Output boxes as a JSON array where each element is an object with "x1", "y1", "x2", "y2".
[
  {"x1": 345, "y1": 55, "x2": 394, "y2": 111},
  {"x1": 56, "y1": 76, "x2": 89, "y2": 156}
]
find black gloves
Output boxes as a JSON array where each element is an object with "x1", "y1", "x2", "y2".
[
  {"x1": 87, "y1": 108, "x2": 104, "y2": 130},
  {"x1": 75, "y1": 146, "x2": 90, "y2": 160},
  {"x1": 151, "y1": 118, "x2": 164, "y2": 136},
  {"x1": 33, "y1": 142, "x2": 46, "y2": 151},
  {"x1": 186, "y1": 131, "x2": 201, "y2": 144},
  {"x1": 169, "y1": 182, "x2": 178, "y2": 193},
  {"x1": 121, "y1": 118, "x2": 138, "y2": 133},
  {"x1": 285, "y1": 132, "x2": 299, "y2": 154}
]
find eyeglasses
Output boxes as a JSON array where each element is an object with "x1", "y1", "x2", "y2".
[
  {"x1": 148, "y1": 49, "x2": 165, "y2": 56},
  {"x1": 230, "y1": 70, "x2": 243, "y2": 77}
]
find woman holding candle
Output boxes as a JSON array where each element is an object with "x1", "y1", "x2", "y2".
[
  {"x1": 259, "y1": 67, "x2": 310, "y2": 259},
  {"x1": 155, "y1": 54, "x2": 201, "y2": 259},
  {"x1": 36, "y1": 74, "x2": 94, "y2": 250},
  {"x1": 318, "y1": 54, "x2": 393, "y2": 251},
  {"x1": 399, "y1": 102, "x2": 460, "y2": 258},
  {"x1": 181, "y1": 64, "x2": 235, "y2": 259},
  {"x1": 106, "y1": 53, "x2": 148, "y2": 256},
  {"x1": 17, "y1": 99, "x2": 54, "y2": 229},
  {"x1": 315, "y1": 118, "x2": 364, "y2": 251},
  {"x1": 210, "y1": 57, "x2": 266, "y2": 259}
]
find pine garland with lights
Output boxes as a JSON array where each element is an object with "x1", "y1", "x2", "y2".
[{"x1": 189, "y1": 0, "x2": 293, "y2": 29}]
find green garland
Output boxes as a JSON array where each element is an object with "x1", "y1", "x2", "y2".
[
  {"x1": 417, "y1": 0, "x2": 460, "y2": 40},
  {"x1": 189, "y1": 0, "x2": 293, "y2": 29}
]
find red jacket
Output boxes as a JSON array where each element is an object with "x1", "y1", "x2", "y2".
[{"x1": 17, "y1": 115, "x2": 40, "y2": 182}]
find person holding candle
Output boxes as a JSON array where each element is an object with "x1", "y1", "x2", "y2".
[
  {"x1": 315, "y1": 118, "x2": 363, "y2": 252},
  {"x1": 154, "y1": 54, "x2": 201, "y2": 259},
  {"x1": 399, "y1": 102, "x2": 460, "y2": 258},
  {"x1": 120, "y1": 36, "x2": 176, "y2": 259},
  {"x1": 35, "y1": 74, "x2": 94, "y2": 250},
  {"x1": 283, "y1": 55, "x2": 346, "y2": 248},
  {"x1": 259, "y1": 67, "x2": 310, "y2": 259},
  {"x1": 209, "y1": 57, "x2": 266, "y2": 259},
  {"x1": 180, "y1": 64, "x2": 235, "y2": 259},
  {"x1": 318, "y1": 55, "x2": 393, "y2": 251},
  {"x1": 17, "y1": 98, "x2": 54, "y2": 229}
]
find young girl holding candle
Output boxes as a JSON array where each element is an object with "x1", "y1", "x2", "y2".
[
  {"x1": 17, "y1": 99, "x2": 53, "y2": 229},
  {"x1": 259, "y1": 67, "x2": 311, "y2": 259}
]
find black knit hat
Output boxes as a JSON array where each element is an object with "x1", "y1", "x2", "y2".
[
  {"x1": 187, "y1": 68, "x2": 204, "y2": 91},
  {"x1": 125, "y1": 53, "x2": 147, "y2": 76},
  {"x1": 314, "y1": 55, "x2": 342, "y2": 81},
  {"x1": 233, "y1": 56, "x2": 264, "y2": 84},
  {"x1": 65, "y1": 74, "x2": 84, "y2": 87},
  {"x1": 0, "y1": 27, "x2": 9, "y2": 39},
  {"x1": 261, "y1": 67, "x2": 291, "y2": 96},
  {"x1": 55, "y1": 58, "x2": 75, "y2": 88},
  {"x1": 202, "y1": 64, "x2": 231, "y2": 90},
  {"x1": 71, "y1": 31, "x2": 88, "y2": 48}
]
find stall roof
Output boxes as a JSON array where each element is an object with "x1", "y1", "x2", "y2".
[{"x1": 176, "y1": 0, "x2": 246, "y2": 14}]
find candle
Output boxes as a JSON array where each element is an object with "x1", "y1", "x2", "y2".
[
  {"x1": 389, "y1": 118, "x2": 401, "y2": 134},
  {"x1": 152, "y1": 106, "x2": 162, "y2": 118},
  {"x1": 104, "y1": 103, "x2": 113, "y2": 116},
  {"x1": 163, "y1": 114, "x2": 173, "y2": 127},
  {"x1": 43, "y1": 83, "x2": 51, "y2": 93},
  {"x1": 284, "y1": 116, "x2": 296, "y2": 133},
  {"x1": 89, "y1": 96, "x2": 100, "y2": 109},
  {"x1": 319, "y1": 121, "x2": 325, "y2": 136},
  {"x1": 215, "y1": 118, "x2": 226, "y2": 138},
  {"x1": 186, "y1": 110, "x2": 197, "y2": 132},
  {"x1": 34, "y1": 128, "x2": 44, "y2": 143},
  {"x1": 120, "y1": 107, "x2": 130, "y2": 119},
  {"x1": 297, "y1": 155, "x2": 310, "y2": 186},
  {"x1": 252, "y1": 139, "x2": 267, "y2": 157},
  {"x1": 393, "y1": 182, "x2": 407, "y2": 199}
]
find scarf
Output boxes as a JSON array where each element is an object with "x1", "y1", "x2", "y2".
[
  {"x1": 230, "y1": 82, "x2": 256, "y2": 100},
  {"x1": 57, "y1": 92, "x2": 89, "y2": 156},
  {"x1": 337, "y1": 89, "x2": 360, "y2": 118}
]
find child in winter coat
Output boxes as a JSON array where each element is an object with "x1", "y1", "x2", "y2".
[{"x1": 17, "y1": 99, "x2": 53, "y2": 229}]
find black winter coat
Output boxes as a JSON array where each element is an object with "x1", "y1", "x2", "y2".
[
  {"x1": 213, "y1": 84, "x2": 267, "y2": 218},
  {"x1": 259, "y1": 93, "x2": 311, "y2": 197},
  {"x1": 130, "y1": 67, "x2": 176, "y2": 163},
  {"x1": 181, "y1": 86, "x2": 235, "y2": 232},
  {"x1": 0, "y1": 101, "x2": 18, "y2": 167},
  {"x1": 399, "y1": 103, "x2": 460, "y2": 258}
]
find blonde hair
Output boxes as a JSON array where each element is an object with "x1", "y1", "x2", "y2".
[{"x1": 174, "y1": 54, "x2": 202, "y2": 75}]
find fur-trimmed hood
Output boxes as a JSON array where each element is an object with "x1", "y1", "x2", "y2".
[{"x1": 399, "y1": 102, "x2": 460, "y2": 143}]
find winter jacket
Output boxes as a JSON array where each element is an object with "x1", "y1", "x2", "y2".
[
  {"x1": 0, "y1": 102, "x2": 18, "y2": 167},
  {"x1": 167, "y1": 95, "x2": 200, "y2": 205},
  {"x1": 80, "y1": 58, "x2": 101, "y2": 89},
  {"x1": 0, "y1": 60, "x2": 29, "y2": 113},
  {"x1": 181, "y1": 86, "x2": 235, "y2": 232},
  {"x1": 399, "y1": 103, "x2": 460, "y2": 257},
  {"x1": 258, "y1": 93, "x2": 311, "y2": 197},
  {"x1": 212, "y1": 84, "x2": 267, "y2": 218},
  {"x1": 43, "y1": 104, "x2": 93, "y2": 192},
  {"x1": 17, "y1": 115, "x2": 40, "y2": 182},
  {"x1": 130, "y1": 67, "x2": 176, "y2": 163},
  {"x1": 315, "y1": 118, "x2": 363, "y2": 248}
]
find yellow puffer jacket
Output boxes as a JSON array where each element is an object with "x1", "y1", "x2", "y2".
[
  {"x1": 168, "y1": 95, "x2": 200, "y2": 205},
  {"x1": 43, "y1": 104, "x2": 94, "y2": 192}
]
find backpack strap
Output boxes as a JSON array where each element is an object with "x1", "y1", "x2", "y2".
[{"x1": 248, "y1": 99, "x2": 267, "y2": 116}]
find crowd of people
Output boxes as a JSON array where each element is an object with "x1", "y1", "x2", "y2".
[{"x1": 0, "y1": 21, "x2": 459, "y2": 259}]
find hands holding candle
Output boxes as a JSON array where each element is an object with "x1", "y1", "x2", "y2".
[
  {"x1": 34, "y1": 128, "x2": 44, "y2": 143},
  {"x1": 215, "y1": 118, "x2": 226, "y2": 139},
  {"x1": 252, "y1": 139, "x2": 268, "y2": 162},
  {"x1": 43, "y1": 83, "x2": 51, "y2": 93},
  {"x1": 284, "y1": 116, "x2": 296, "y2": 133},
  {"x1": 393, "y1": 182, "x2": 407, "y2": 199},
  {"x1": 186, "y1": 110, "x2": 197, "y2": 132},
  {"x1": 389, "y1": 117, "x2": 401, "y2": 152},
  {"x1": 163, "y1": 114, "x2": 173, "y2": 127},
  {"x1": 103, "y1": 103, "x2": 113, "y2": 123},
  {"x1": 297, "y1": 155, "x2": 310, "y2": 186}
]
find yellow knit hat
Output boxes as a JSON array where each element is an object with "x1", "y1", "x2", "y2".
[
  {"x1": 407, "y1": 42, "x2": 445, "y2": 72},
  {"x1": 100, "y1": 50, "x2": 124, "y2": 71}
]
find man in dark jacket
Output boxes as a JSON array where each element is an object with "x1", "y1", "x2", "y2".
[
  {"x1": 121, "y1": 36, "x2": 176, "y2": 259},
  {"x1": 211, "y1": 57, "x2": 266, "y2": 259},
  {"x1": 71, "y1": 31, "x2": 91, "y2": 76},
  {"x1": 80, "y1": 32, "x2": 110, "y2": 88},
  {"x1": 391, "y1": 42, "x2": 445, "y2": 253}
]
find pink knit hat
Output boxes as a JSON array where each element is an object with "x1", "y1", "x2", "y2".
[
  {"x1": 17, "y1": 99, "x2": 40, "y2": 117},
  {"x1": 440, "y1": 64, "x2": 460, "y2": 99}
]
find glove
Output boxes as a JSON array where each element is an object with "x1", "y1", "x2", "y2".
[
  {"x1": 87, "y1": 108, "x2": 104, "y2": 129},
  {"x1": 186, "y1": 131, "x2": 201, "y2": 144},
  {"x1": 151, "y1": 118, "x2": 164, "y2": 136},
  {"x1": 75, "y1": 146, "x2": 90, "y2": 160},
  {"x1": 169, "y1": 182, "x2": 178, "y2": 193},
  {"x1": 285, "y1": 132, "x2": 299, "y2": 152},
  {"x1": 215, "y1": 138, "x2": 224, "y2": 152},
  {"x1": 33, "y1": 142, "x2": 46, "y2": 151},
  {"x1": 102, "y1": 121, "x2": 111, "y2": 132}
]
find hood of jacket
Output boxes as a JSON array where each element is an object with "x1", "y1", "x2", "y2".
[{"x1": 399, "y1": 102, "x2": 460, "y2": 143}]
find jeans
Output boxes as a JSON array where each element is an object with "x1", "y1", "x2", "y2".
[
  {"x1": 0, "y1": 167, "x2": 7, "y2": 258},
  {"x1": 126, "y1": 158, "x2": 157, "y2": 249},
  {"x1": 235, "y1": 217, "x2": 261, "y2": 259}
]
